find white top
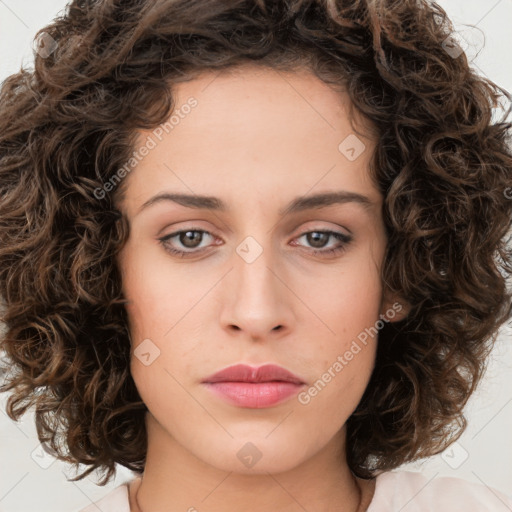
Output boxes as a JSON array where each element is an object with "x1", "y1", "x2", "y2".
[{"x1": 78, "y1": 470, "x2": 512, "y2": 511}]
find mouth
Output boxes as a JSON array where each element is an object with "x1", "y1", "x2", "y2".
[{"x1": 202, "y1": 364, "x2": 306, "y2": 408}]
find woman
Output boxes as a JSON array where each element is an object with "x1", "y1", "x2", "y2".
[{"x1": 0, "y1": 0, "x2": 511, "y2": 510}]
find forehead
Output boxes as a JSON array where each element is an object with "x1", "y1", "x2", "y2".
[
  {"x1": 120, "y1": 64, "x2": 380, "y2": 214},
  {"x1": 170, "y1": 63, "x2": 364, "y2": 137}
]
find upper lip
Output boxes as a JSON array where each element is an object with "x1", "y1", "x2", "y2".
[{"x1": 202, "y1": 364, "x2": 305, "y2": 385}]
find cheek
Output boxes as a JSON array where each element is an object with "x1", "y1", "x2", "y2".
[
  {"x1": 297, "y1": 254, "x2": 383, "y2": 412},
  {"x1": 120, "y1": 246, "x2": 208, "y2": 407},
  {"x1": 119, "y1": 239, "x2": 199, "y2": 340},
  {"x1": 312, "y1": 254, "x2": 383, "y2": 345}
]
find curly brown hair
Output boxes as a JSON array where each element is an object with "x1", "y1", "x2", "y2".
[{"x1": 0, "y1": 0, "x2": 511, "y2": 485}]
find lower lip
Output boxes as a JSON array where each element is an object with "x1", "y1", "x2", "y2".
[{"x1": 203, "y1": 381, "x2": 303, "y2": 408}]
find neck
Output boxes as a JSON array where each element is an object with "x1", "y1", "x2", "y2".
[{"x1": 129, "y1": 413, "x2": 375, "y2": 512}]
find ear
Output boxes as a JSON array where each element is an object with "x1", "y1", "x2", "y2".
[{"x1": 379, "y1": 289, "x2": 411, "y2": 323}]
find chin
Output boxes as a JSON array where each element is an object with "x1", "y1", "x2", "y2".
[{"x1": 188, "y1": 432, "x2": 316, "y2": 475}]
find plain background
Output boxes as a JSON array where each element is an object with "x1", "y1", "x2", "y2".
[{"x1": 0, "y1": 1, "x2": 511, "y2": 511}]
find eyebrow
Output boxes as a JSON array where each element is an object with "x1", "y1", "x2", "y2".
[{"x1": 137, "y1": 190, "x2": 374, "y2": 216}]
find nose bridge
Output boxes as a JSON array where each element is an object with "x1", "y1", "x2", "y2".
[
  {"x1": 234, "y1": 233, "x2": 280, "y2": 307},
  {"x1": 221, "y1": 232, "x2": 292, "y2": 336}
]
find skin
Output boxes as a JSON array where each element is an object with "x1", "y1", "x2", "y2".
[{"x1": 116, "y1": 63, "x2": 408, "y2": 512}]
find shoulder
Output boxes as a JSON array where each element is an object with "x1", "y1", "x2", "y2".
[
  {"x1": 76, "y1": 480, "x2": 132, "y2": 512},
  {"x1": 367, "y1": 470, "x2": 512, "y2": 511},
  {"x1": 73, "y1": 472, "x2": 512, "y2": 512}
]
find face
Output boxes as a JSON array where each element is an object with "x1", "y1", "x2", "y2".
[{"x1": 116, "y1": 64, "x2": 406, "y2": 475}]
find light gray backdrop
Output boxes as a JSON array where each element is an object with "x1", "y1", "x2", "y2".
[{"x1": 0, "y1": 1, "x2": 511, "y2": 511}]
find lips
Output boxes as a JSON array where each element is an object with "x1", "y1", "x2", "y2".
[
  {"x1": 202, "y1": 364, "x2": 306, "y2": 408},
  {"x1": 202, "y1": 364, "x2": 305, "y2": 385}
]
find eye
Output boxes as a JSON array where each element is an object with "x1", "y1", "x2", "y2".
[
  {"x1": 292, "y1": 230, "x2": 353, "y2": 257},
  {"x1": 158, "y1": 228, "x2": 353, "y2": 258},
  {"x1": 158, "y1": 228, "x2": 217, "y2": 257}
]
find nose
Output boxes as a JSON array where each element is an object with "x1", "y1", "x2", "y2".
[{"x1": 219, "y1": 239, "x2": 295, "y2": 341}]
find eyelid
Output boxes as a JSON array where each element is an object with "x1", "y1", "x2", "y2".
[
  {"x1": 290, "y1": 220, "x2": 352, "y2": 238},
  {"x1": 158, "y1": 224, "x2": 353, "y2": 259},
  {"x1": 158, "y1": 221, "x2": 351, "y2": 244}
]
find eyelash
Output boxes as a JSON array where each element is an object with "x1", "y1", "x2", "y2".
[{"x1": 158, "y1": 228, "x2": 353, "y2": 259}]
